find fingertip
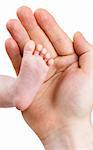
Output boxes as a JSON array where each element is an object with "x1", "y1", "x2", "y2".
[
  {"x1": 6, "y1": 20, "x2": 12, "y2": 30},
  {"x1": 5, "y1": 38, "x2": 20, "y2": 55},
  {"x1": 74, "y1": 31, "x2": 93, "y2": 58},
  {"x1": 34, "y1": 8, "x2": 49, "y2": 22},
  {"x1": 17, "y1": 6, "x2": 28, "y2": 13},
  {"x1": 35, "y1": 8, "x2": 50, "y2": 16},
  {"x1": 17, "y1": 6, "x2": 33, "y2": 18},
  {"x1": 35, "y1": 8, "x2": 46, "y2": 15},
  {"x1": 6, "y1": 19, "x2": 17, "y2": 30},
  {"x1": 73, "y1": 31, "x2": 84, "y2": 42},
  {"x1": 74, "y1": 31, "x2": 82, "y2": 37}
]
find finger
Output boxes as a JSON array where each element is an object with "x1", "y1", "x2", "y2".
[
  {"x1": 6, "y1": 19, "x2": 30, "y2": 54},
  {"x1": 55, "y1": 54, "x2": 78, "y2": 71},
  {"x1": 73, "y1": 32, "x2": 93, "y2": 73},
  {"x1": 5, "y1": 38, "x2": 22, "y2": 75},
  {"x1": 34, "y1": 9, "x2": 74, "y2": 56},
  {"x1": 17, "y1": 6, "x2": 57, "y2": 58}
]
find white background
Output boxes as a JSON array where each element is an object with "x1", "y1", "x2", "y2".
[{"x1": 0, "y1": 0, "x2": 92, "y2": 149}]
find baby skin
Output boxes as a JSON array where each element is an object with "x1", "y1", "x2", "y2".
[{"x1": 0, "y1": 40, "x2": 54, "y2": 111}]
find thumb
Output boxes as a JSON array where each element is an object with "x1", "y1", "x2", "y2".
[{"x1": 73, "y1": 32, "x2": 93, "y2": 73}]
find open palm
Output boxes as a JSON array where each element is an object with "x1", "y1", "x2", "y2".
[{"x1": 6, "y1": 6, "x2": 93, "y2": 141}]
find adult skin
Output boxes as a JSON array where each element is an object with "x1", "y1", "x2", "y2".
[{"x1": 5, "y1": 6, "x2": 93, "y2": 150}]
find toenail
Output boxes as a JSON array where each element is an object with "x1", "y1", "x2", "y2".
[
  {"x1": 37, "y1": 44, "x2": 43, "y2": 51},
  {"x1": 42, "y1": 48, "x2": 47, "y2": 54}
]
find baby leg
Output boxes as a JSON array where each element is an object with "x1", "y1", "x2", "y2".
[
  {"x1": 14, "y1": 40, "x2": 54, "y2": 111},
  {"x1": 0, "y1": 75, "x2": 15, "y2": 107}
]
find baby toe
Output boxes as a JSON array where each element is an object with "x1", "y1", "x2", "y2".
[
  {"x1": 36, "y1": 44, "x2": 43, "y2": 52},
  {"x1": 42, "y1": 48, "x2": 47, "y2": 55},
  {"x1": 45, "y1": 52, "x2": 51, "y2": 60},
  {"x1": 48, "y1": 58, "x2": 54, "y2": 66},
  {"x1": 33, "y1": 43, "x2": 54, "y2": 67},
  {"x1": 34, "y1": 44, "x2": 43, "y2": 55},
  {"x1": 39, "y1": 47, "x2": 47, "y2": 59}
]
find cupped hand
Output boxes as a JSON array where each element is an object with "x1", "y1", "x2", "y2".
[{"x1": 5, "y1": 6, "x2": 93, "y2": 143}]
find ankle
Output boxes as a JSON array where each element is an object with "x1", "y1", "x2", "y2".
[{"x1": 10, "y1": 80, "x2": 28, "y2": 111}]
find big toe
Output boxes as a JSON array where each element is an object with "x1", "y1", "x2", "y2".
[{"x1": 24, "y1": 40, "x2": 35, "y2": 54}]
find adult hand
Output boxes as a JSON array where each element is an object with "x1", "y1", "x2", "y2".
[{"x1": 6, "y1": 6, "x2": 93, "y2": 149}]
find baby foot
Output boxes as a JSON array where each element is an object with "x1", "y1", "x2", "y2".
[{"x1": 14, "y1": 40, "x2": 54, "y2": 111}]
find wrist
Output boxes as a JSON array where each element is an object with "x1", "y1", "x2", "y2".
[{"x1": 42, "y1": 119, "x2": 93, "y2": 150}]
